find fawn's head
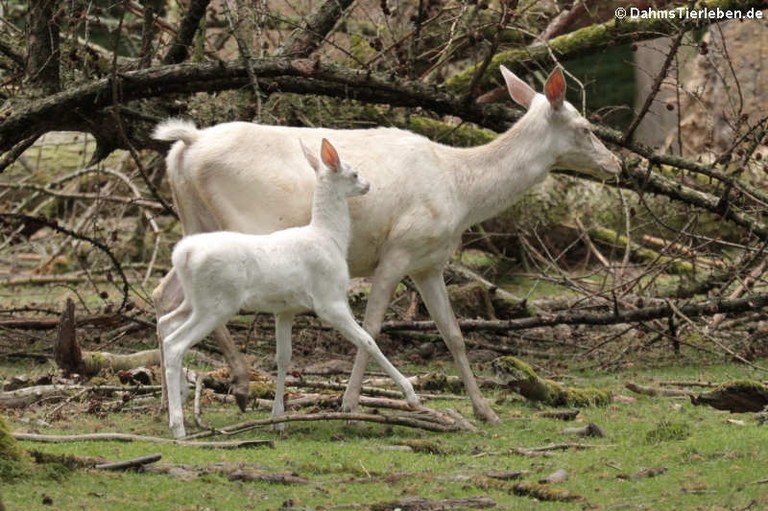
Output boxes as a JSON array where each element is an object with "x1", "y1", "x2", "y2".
[
  {"x1": 500, "y1": 65, "x2": 621, "y2": 180},
  {"x1": 301, "y1": 138, "x2": 370, "y2": 197}
]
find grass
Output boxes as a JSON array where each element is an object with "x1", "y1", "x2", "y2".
[{"x1": 3, "y1": 359, "x2": 768, "y2": 510}]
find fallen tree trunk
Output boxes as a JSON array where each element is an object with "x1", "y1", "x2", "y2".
[
  {"x1": 0, "y1": 384, "x2": 161, "y2": 409},
  {"x1": 383, "y1": 292, "x2": 768, "y2": 332}
]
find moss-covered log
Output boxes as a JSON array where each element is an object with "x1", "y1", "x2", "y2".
[
  {"x1": 491, "y1": 356, "x2": 611, "y2": 407},
  {"x1": 691, "y1": 380, "x2": 768, "y2": 413}
]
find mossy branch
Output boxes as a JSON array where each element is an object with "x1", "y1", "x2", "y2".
[
  {"x1": 587, "y1": 225, "x2": 694, "y2": 275},
  {"x1": 492, "y1": 356, "x2": 612, "y2": 407},
  {"x1": 445, "y1": 0, "x2": 768, "y2": 93}
]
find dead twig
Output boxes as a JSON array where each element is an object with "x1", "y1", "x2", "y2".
[
  {"x1": 13, "y1": 432, "x2": 274, "y2": 449},
  {"x1": 186, "y1": 407, "x2": 474, "y2": 439},
  {"x1": 0, "y1": 213, "x2": 131, "y2": 312},
  {"x1": 369, "y1": 496, "x2": 497, "y2": 510},
  {"x1": 622, "y1": 26, "x2": 687, "y2": 143},
  {"x1": 511, "y1": 442, "x2": 609, "y2": 457},
  {"x1": 95, "y1": 454, "x2": 162, "y2": 471}
]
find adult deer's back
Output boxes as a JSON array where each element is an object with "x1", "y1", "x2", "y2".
[
  {"x1": 163, "y1": 122, "x2": 463, "y2": 276},
  {"x1": 153, "y1": 66, "x2": 622, "y2": 422}
]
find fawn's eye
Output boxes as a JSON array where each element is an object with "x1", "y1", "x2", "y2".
[{"x1": 352, "y1": 172, "x2": 358, "y2": 178}]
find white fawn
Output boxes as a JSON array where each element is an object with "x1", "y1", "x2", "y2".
[
  {"x1": 153, "y1": 65, "x2": 622, "y2": 424},
  {"x1": 157, "y1": 138, "x2": 419, "y2": 438}
]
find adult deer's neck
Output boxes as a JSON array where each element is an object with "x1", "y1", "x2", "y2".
[
  {"x1": 452, "y1": 104, "x2": 556, "y2": 231},
  {"x1": 310, "y1": 176, "x2": 351, "y2": 252}
]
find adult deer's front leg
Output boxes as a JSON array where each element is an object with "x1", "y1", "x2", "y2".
[
  {"x1": 342, "y1": 252, "x2": 410, "y2": 413},
  {"x1": 411, "y1": 267, "x2": 500, "y2": 423}
]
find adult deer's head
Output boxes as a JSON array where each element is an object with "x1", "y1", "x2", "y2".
[{"x1": 501, "y1": 65, "x2": 622, "y2": 180}]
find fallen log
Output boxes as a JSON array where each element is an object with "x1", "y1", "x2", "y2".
[
  {"x1": 382, "y1": 292, "x2": 768, "y2": 332},
  {"x1": 492, "y1": 356, "x2": 612, "y2": 407},
  {"x1": 562, "y1": 422, "x2": 605, "y2": 438},
  {"x1": 511, "y1": 442, "x2": 607, "y2": 457},
  {"x1": 625, "y1": 381, "x2": 693, "y2": 398},
  {"x1": 13, "y1": 432, "x2": 274, "y2": 449},
  {"x1": 95, "y1": 454, "x2": 162, "y2": 471},
  {"x1": 370, "y1": 496, "x2": 497, "y2": 511},
  {"x1": 0, "y1": 384, "x2": 161, "y2": 409},
  {"x1": 691, "y1": 380, "x2": 768, "y2": 413},
  {"x1": 511, "y1": 481, "x2": 584, "y2": 502}
]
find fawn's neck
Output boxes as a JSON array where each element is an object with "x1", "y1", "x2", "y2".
[{"x1": 310, "y1": 177, "x2": 351, "y2": 252}]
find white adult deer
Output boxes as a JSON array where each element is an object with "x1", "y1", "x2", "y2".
[
  {"x1": 153, "y1": 66, "x2": 621, "y2": 424},
  {"x1": 158, "y1": 138, "x2": 419, "y2": 438}
]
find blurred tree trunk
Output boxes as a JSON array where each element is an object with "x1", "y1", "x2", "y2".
[{"x1": 26, "y1": 0, "x2": 61, "y2": 94}]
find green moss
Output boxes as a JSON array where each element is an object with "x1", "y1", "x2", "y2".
[
  {"x1": 645, "y1": 420, "x2": 691, "y2": 444},
  {"x1": 0, "y1": 416, "x2": 31, "y2": 481},
  {"x1": 416, "y1": 373, "x2": 465, "y2": 394},
  {"x1": 445, "y1": 0, "x2": 757, "y2": 93},
  {"x1": 397, "y1": 439, "x2": 447, "y2": 455},
  {"x1": 589, "y1": 226, "x2": 694, "y2": 275},
  {"x1": 457, "y1": 249, "x2": 498, "y2": 270},
  {"x1": 493, "y1": 356, "x2": 612, "y2": 407},
  {"x1": 406, "y1": 116, "x2": 496, "y2": 147},
  {"x1": 492, "y1": 356, "x2": 539, "y2": 384},
  {"x1": 714, "y1": 379, "x2": 768, "y2": 393},
  {"x1": 249, "y1": 381, "x2": 276, "y2": 400},
  {"x1": 557, "y1": 384, "x2": 613, "y2": 408}
]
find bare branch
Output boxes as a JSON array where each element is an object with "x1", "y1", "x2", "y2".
[
  {"x1": 162, "y1": 0, "x2": 211, "y2": 65},
  {"x1": 278, "y1": 0, "x2": 356, "y2": 57}
]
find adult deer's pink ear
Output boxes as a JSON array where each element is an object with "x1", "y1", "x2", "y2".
[
  {"x1": 320, "y1": 138, "x2": 341, "y2": 173},
  {"x1": 500, "y1": 65, "x2": 535, "y2": 110},
  {"x1": 300, "y1": 140, "x2": 320, "y2": 173},
  {"x1": 544, "y1": 67, "x2": 566, "y2": 110}
]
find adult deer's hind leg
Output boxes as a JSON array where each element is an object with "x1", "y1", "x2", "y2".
[
  {"x1": 212, "y1": 326, "x2": 250, "y2": 411},
  {"x1": 411, "y1": 267, "x2": 500, "y2": 423}
]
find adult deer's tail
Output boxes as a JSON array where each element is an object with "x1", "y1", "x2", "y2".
[{"x1": 152, "y1": 119, "x2": 200, "y2": 146}]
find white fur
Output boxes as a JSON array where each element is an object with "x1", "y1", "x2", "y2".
[
  {"x1": 153, "y1": 66, "x2": 622, "y2": 424},
  {"x1": 158, "y1": 140, "x2": 419, "y2": 438}
]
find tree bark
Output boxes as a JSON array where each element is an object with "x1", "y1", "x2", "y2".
[
  {"x1": 278, "y1": 0, "x2": 356, "y2": 57},
  {"x1": 26, "y1": 0, "x2": 61, "y2": 94},
  {"x1": 162, "y1": 0, "x2": 211, "y2": 65}
]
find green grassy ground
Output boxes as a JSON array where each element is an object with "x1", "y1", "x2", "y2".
[{"x1": 3, "y1": 360, "x2": 766, "y2": 511}]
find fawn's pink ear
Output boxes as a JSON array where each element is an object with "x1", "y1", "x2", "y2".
[
  {"x1": 500, "y1": 65, "x2": 535, "y2": 110},
  {"x1": 320, "y1": 138, "x2": 341, "y2": 172},
  {"x1": 300, "y1": 140, "x2": 320, "y2": 172},
  {"x1": 544, "y1": 67, "x2": 566, "y2": 110}
]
